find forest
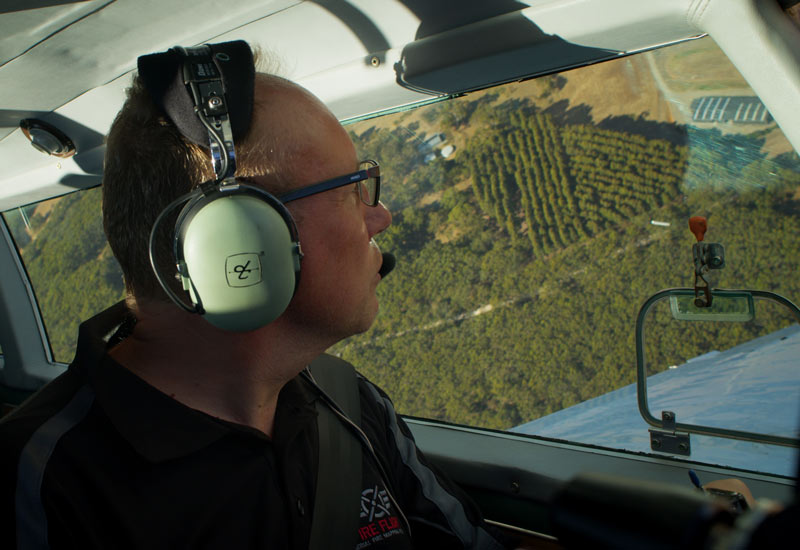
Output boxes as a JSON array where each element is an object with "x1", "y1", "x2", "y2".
[
  {"x1": 333, "y1": 92, "x2": 800, "y2": 430},
  {"x1": 4, "y1": 79, "x2": 800, "y2": 434}
]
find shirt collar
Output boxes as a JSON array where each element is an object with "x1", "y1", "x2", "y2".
[{"x1": 72, "y1": 301, "x2": 319, "y2": 463}]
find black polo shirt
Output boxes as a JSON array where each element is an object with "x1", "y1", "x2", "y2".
[{"x1": 1, "y1": 304, "x2": 506, "y2": 549}]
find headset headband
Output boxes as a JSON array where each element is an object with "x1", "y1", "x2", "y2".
[{"x1": 137, "y1": 40, "x2": 255, "y2": 180}]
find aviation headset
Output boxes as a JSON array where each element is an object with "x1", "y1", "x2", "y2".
[{"x1": 138, "y1": 41, "x2": 303, "y2": 332}]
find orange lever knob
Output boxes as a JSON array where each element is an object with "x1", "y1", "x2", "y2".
[{"x1": 689, "y1": 216, "x2": 707, "y2": 242}]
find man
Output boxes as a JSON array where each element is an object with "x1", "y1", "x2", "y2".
[{"x1": 1, "y1": 42, "x2": 508, "y2": 549}]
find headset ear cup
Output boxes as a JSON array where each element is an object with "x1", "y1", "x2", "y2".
[{"x1": 176, "y1": 186, "x2": 301, "y2": 331}]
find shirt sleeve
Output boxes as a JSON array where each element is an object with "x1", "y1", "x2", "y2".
[{"x1": 357, "y1": 376, "x2": 511, "y2": 549}]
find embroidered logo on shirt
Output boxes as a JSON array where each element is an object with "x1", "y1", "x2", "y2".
[
  {"x1": 357, "y1": 486, "x2": 404, "y2": 547},
  {"x1": 360, "y1": 486, "x2": 392, "y2": 521}
]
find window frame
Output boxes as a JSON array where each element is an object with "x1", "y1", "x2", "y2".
[{"x1": 0, "y1": 214, "x2": 65, "y2": 393}]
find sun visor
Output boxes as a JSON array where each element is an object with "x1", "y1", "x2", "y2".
[
  {"x1": 395, "y1": 11, "x2": 618, "y2": 95},
  {"x1": 137, "y1": 40, "x2": 254, "y2": 146}
]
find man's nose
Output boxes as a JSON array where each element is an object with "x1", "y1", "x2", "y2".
[{"x1": 367, "y1": 201, "x2": 392, "y2": 237}]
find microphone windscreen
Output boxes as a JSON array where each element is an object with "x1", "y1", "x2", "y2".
[{"x1": 378, "y1": 252, "x2": 396, "y2": 278}]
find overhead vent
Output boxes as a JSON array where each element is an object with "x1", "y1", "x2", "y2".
[{"x1": 19, "y1": 118, "x2": 76, "y2": 158}]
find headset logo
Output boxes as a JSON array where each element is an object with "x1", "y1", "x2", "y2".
[{"x1": 225, "y1": 253, "x2": 262, "y2": 287}]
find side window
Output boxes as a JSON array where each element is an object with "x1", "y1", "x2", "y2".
[
  {"x1": 2, "y1": 188, "x2": 125, "y2": 363},
  {"x1": 335, "y1": 36, "x2": 800, "y2": 475}
]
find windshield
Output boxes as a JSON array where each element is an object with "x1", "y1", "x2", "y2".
[
  {"x1": 334, "y1": 36, "x2": 800, "y2": 474},
  {"x1": 2, "y1": 36, "x2": 799, "y2": 475}
]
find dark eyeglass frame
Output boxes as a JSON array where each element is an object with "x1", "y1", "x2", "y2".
[{"x1": 278, "y1": 159, "x2": 381, "y2": 206}]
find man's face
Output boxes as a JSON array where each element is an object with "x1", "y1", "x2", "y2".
[{"x1": 256, "y1": 82, "x2": 392, "y2": 341}]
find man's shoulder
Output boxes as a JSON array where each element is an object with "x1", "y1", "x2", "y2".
[
  {"x1": 354, "y1": 372, "x2": 395, "y2": 418},
  {"x1": 0, "y1": 367, "x2": 87, "y2": 456},
  {"x1": 0, "y1": 302, "x2": 128, "y2": 450}
]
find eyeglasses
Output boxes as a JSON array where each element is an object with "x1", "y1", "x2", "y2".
[{"x1": 278, "y1": 160, "x2": 380, "y2": 206}]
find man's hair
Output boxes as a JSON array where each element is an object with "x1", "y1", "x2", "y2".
[{"x1": 103, "y1": 70, "x2": 293, "y2": 305}]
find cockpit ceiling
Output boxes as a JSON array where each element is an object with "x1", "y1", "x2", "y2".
[
  {"x1": 0, "y1": 1, "x2": 698, "y2": 116},
  {"x1": 0, "y1": 1, "x2": 753, "y2": 210},
  {"x1": 0, "y1": 1, "x2": 298, "y2": 124}
]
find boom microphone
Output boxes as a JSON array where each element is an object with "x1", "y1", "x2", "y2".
[{"x1": 378, "y1": 252, "x2": 396, "y2": 278}]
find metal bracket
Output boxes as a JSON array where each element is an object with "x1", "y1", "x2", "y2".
[{"x1": 649, "y1": 411, "x2": 691, "y2": 456}]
